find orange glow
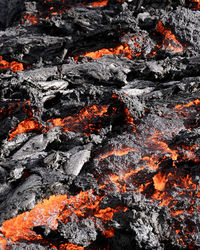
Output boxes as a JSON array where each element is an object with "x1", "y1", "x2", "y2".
[
  {"x1": 0, "y1": 190, "x2": 126, "y2": 246},
  {"x1": 108, "y1": 166, "x2": 146, "y2": 192},
  {"x1": 91, "y1": 0, "x2": 108, "y2": 7},
  {"x1": 2, "y1": 86, "x2": 200, "y2": 248},
  {"x1": 173, "y1": 99, "x2": 200, "y2": 110},
  {"x1": 153, "y1": 172, "x2": 168, "y2": 191},
  {"x1": 151, "y1": 172, "x2": 197, "y2": 210},
  {"x1": 0, "y1": 56, "x2": 24, "y2": 72},
  {"x1": 170, "y1": 210, "x2": 184, "y2": 216},
  {"x1": 181, "y1": 144, "x2": 199, "y2": 162},
  {"x1": 59, "y1": 243, "x2": 84, "y2": 250},
  {"x1": 95, "y1": 206, "x2": 123, "y2": 221},
  {"x1": 99, "y1": 145, "x2": 136, "y2": 159},
  {"x1": 0, "y1": 194, "x2": 68, "y2": 242},
  {"x1": 124, "y1": 107, "x2": 136, "y2": 132},
  {"x1": 23, "y1": 0, "x2": 109, "y2": 24},
  {"x1": 8, "y1": 118, "x2": 42, "y2": 141},
  {"x1": 23, "y1": 14, "x2": 39, "y2": 24},
  {"x1": 45, "y1": 104, "x2": 109, "y2": 135},
  {"x1": 81, "y1": 43, "x2": 132, "y2": 60},
  {"x1": 102, "y1": 229, "x2": 115, "y2": 238},
  {"x1": 8, "y1": 104, "x2": 111, "y2": 141},
  {"x1": 137, "y1": 182, "x2": 151, "y2": 193},
  {"x1": 151, "y1": 191, "x2": 172, "y2": 207},
  {"x1": 0, "y1": 236, "x2": 7, "y2": 247},
  {"x1": 148, "y1": 131, "x2": 178, "y2": 161},
  {"x1": 156, "y1": 21, "x2": 185, "y2": 52},
  {"x1": 190, "y1": 0, "x2": 200, "y2": 9},
  {"x1": 141, "y1": 155, "x2": 161, "y2": 170}
]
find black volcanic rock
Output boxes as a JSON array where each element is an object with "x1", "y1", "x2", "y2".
[
  {"x1": 0, "y1": 0, "x2": 24, "y2": 28},
  {"x1": 162, "y1": 7, "x2": 200, "y2": 53}
]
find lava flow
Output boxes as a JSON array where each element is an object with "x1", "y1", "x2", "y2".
[
  {"x1": 90, "y1": 0, "x2": 108, "y2": 7},
  {"x1": 156, "y1": 21, "x2": 185, "y2": 52},
  {"x1": 0, "y1": 56, "x2": 24, "y2": 72},
  {"x1": 44, "y1": 104, "x2": 110, "y2": 135},
  {"x1": 1, "y1": 98, "x2": 200, "y2": 248},
  {"x1": 0, "y1": 190, "x2": 126, "y2": 248},
  {"x1": 0, "y1": 101, "x2": 30, "y2": 119},
  {"x1": 96, "y1": 98, "x2": 200, "y2": 247},
  {"x1": 173, "y1": 99, "x2": 200, "y2": 111},
  {"x1": 8, "y1": 104, "x2": 112, "y2": 140},
  {"x1": 75, "y1": 43, "x2": 133, "y2": 61}
]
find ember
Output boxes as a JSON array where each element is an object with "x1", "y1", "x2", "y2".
[
  {"x1": 0, "y1": 57, "x2": 24, "y2": 72},
  {"x1": 77, "y1": 43, "x2": 132, "y2": 61}
]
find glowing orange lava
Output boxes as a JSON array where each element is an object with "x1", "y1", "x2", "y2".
[
  {"x1": 153, "y1": 172, "x2": 168, "y2": 191},
  {"x1": 0, "y1": 190, "x2": 126, "y2": 247},
  {"x1": 8, "y1": 118, "x2": 42, "y2": 141},
  {"x1": 99, "y1": 145, "x2": 136, "y2": 159},
  {"x1": 0, "y1": 56, "x2": 24, "y2": 72},
  {"x1": 190, "y1": 0, "x2": 200, "y2": 9},
  {"x1": 81, "y1": 43, "x2": 132, "y2": 60},
  {"x1": 23, "y1": 14, "x2": 39, "y2": 24},
  {"x1": 2, "y1": 94, "x2": 200, "y2": 248},
  {"x1": 148, "y1": 131, "x2": 178, "y2": 161},
  {"x1": 124, "y1": 106, "x2": 136, "y2": 132},
  {"x1": 156, "y1": 21, "x2": 185, "y2": 52},
  {"x1": 8, "y1": 104, "x2": 110, "y2": 141},
  {"x1": 91, "y1": 0, "x2": 108, "y2": 7},
  {"x1": 23, "y1": 0, "x2": 110, "y2": 24},
  {"x1": 173, "y1": 99, "x2": 200, "y2": 110},
  {"x1": 45, "y1": 104, "x2": 109, "y2": 135},
  {"x1": 59, "y1": 243, "x2": 84, "y2": 250}
]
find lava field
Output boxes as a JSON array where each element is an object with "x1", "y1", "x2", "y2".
[{"x1": 0, "y1": 0, "x2": 200, "y2": 249}]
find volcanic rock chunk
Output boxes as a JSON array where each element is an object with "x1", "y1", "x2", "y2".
[
  {"x1": 5, "y1": 243, "x2": 46, "y2": 250},
  {"x1": 161, "y1": 7, "x2": 200, "y2": 53},
  {"x1": 64, "y1": 144, "x2": 92, "y2": 176},
  {"x1": 0, "y1": 174, "x2": 42, "y2": 223},
  {"x1": 0, "y1": 0, "x2": 24, "y2": 28},
  {"x1": 11, "y1": 134, "x2": 48, "y2": 160},
  {"x1": 61, "y1": 57, "x2": 132, "y2": 86},
  {"x1": 58, "y1": 218, "x2": 97, "y2": 247}
]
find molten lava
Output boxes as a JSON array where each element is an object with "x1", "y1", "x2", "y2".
[
  {"x1": 2, "y1": 95, "x2": 200, "y2": 248},
  {"x1": 23, "y1": 14, "x2": 39, "y2": 24},
  {"x1": 8, "y1": 104, "x2": 110, "y2": 140},
  {"x1": 91, "y1": 0, "x2": 108, "y2": 7},
  {"x1": 59, "y1": 243, "x2": 84, "y2": 250},
  {"x1": 148, "y1": 131, "x2": 178, "y2": 161},
  {"x1": 99, "y1": 145, "x2": 136, "y2": 159},
  {"x1": 0, "y1": 56, "x2": 24, "y2": 72},
  {"x1": 81, "y1": 43, "x2": 132, "y2": 60},
  {"x1": 0, "y1": 189, "x2": 126, "y2": 248},
  {"x1": 173, "y1": 99, "x2": 200, "y2": 110},
  {"x1": 156, "y1": 21, "x2": 185, "y2": 52},
  {"x1": 190, "y1": 0, "x2": 200, "y2": 9},
  {"x1": 153, "y1": 172, "x2": 168, "y2": 191},
  {"x1": 23, "y1": 0, "x2": 110, "y2": 24},
  {"x1": 8, "y1": 118, "x2": 42, "y2": 141},
  {"x1": 45, "y1": 104, "x2": 109, "y2": 135}
]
